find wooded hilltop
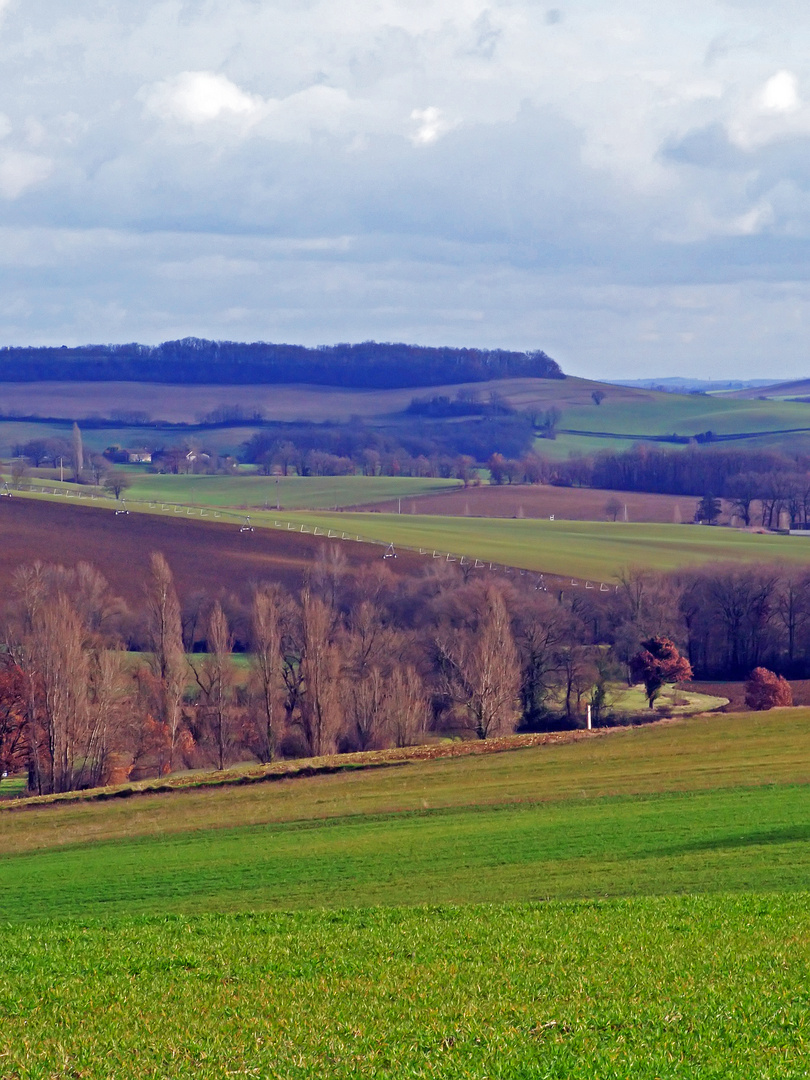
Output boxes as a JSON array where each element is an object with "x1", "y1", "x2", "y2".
[{"x1": 0, "y1": 339, "x2": 564, "y2": 387}]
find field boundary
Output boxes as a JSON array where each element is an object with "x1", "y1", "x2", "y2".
[{"x1": 0, "y1": 729, "x2": 612, "y2": 812}]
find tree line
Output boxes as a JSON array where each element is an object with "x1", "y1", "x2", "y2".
[
  {"x1": 2, "y1": 553, "x2": 806, "y2": 794},
  {"x1": 0, "y1": 338, "x2": 564, "y2": 388},
  {"x1": 546, "y1": 445, "x2": 810, "y2": 523}
]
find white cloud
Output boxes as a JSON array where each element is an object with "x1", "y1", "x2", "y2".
[
  {"x1": 409, "y1": 106, "x2": 455, "y2": 146},
  {"x1": 2, "y1": 0, "x2": 810, "y2": 374},
  {"x1": 760, "y1": 71, "x2": 800, "y2": 113},
  {"x1": 142, "y1": 72, "x2": 363, "y2": 143},
  {"x1": 142, "y1": 71, "x2": 262, "y2": 125},
  {"x1": 0, "y1": 150, "x2": 52, "y2": 199}
]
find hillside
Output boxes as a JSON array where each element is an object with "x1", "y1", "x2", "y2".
[
  {"x1": 719, "y1": 377, "x2": 810, "y2": 400},
  {"x1": 0, "y1": 495, "x2": 426, "y2": 602},
  {"x1": 2, "y1": 709, "x2": 809, "y2": 907}
]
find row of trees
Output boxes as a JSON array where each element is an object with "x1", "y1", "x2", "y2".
[
  {"x1": 4, "y1": 549, "x2": 805, "y2": 793},
  {"x1": 0, "y1": 555, "x2": 543, "y2": 791},
  {"x1": 0, "y1": 339, "x2": 564, "y2": 387},
  {"x1": 547, "y1": 446, "x2": 810, "y2": 527}
]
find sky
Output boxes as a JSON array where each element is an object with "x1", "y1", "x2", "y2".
[{"x1": 0, "y1": 1, "x2": 809, "y2": 380}]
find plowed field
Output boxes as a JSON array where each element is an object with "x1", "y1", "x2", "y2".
[
  {"x1": 0, "y1": 496, "x2": 424, "y2": 601},
  {"x1": 360, "y1": 484, "x2": 729, "y2": 523}
]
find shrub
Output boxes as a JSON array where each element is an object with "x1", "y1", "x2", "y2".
[{"x1": 744, "y1": 667, "x2": 793, "y2": 710}]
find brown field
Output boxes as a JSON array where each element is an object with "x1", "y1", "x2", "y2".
[
  {"x1": 0, "y1": 375, "x2": 626, "y2": 424},
  {"x1": 0, "y1": 496, "x2": 426, "y2": 602},
  {"x1": 360, "y1": 483, "x2": 733, "y2": 524}
]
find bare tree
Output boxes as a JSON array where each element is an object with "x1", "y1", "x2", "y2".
[
  {"x1": 194, "y1": 601, "x2": 236, "y2": 770},
  {"x1": 774, "y1": 571, "x2": 810, "y2": 668},
  {"x1": 30, "y1": 593, "x2": 89, "y2": 793},
  {"x1": 343, "y1": 665, "x2": 387, "y2": 750},
  {"x1": 385, "y1": 665, "x2": 428, "y2": 747},
  {"x1": 435, "y1": 587, "x2": 520, "y2": 739},
  {"x1": 71, "y1": 422, "x2": 84, "y2": 482},
  {"x1": 144, "y1": 552, "x2": 186, "y2": 772},
  {"x1": 297, "y1": 590, "x2": 342, "y2": 756},
  {"x1": 604, "y1": 497, "x2": 622, "y2": 522},
  {"x1": 250, "y1": 583, "x2": 286, "y2": 762},
  {"x1": 79, "y1": 647, "x2": 128, "y2": 789}
]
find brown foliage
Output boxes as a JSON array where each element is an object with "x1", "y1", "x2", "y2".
[
  {"x1": 0, "y1": 661, "x2": 29, "y2": 777},
  {"x1": 744, "y1": 667, "x2": 794, "y2": 710},
  {"x1": 630, "y1": 636, "x2": 693, "y2": 708}
]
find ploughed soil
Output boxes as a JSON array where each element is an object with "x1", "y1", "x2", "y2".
[
  {"x1": 0, "y1": 496, "x2": 426, "y2": 603},
  {"x1": 358, "y1": 484, "x2": 734, "y2": 524}
]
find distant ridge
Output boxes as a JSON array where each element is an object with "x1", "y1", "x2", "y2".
[
  {"x1": 610, "y1": 377, "x2": 775, "y2": 393},
  {"x1": 0, "y1": 338, "x2": 564, "y2": 388}
]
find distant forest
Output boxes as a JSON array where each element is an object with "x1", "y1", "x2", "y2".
[{"x1": 0, "y1": 338, "x2": 564, "y2": 387}]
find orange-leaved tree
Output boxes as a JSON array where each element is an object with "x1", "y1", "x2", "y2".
[
  {"x1": 630, "y1": 636, "x2": 692, "y2": 709},
  {"x1": 745, "y1": 667, "x2": 793, "y2": 711}
]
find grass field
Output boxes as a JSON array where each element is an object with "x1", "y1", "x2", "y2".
[
  {"x1": 8, "y1": 488, "x2": 810, "y2": 581},
  {"x1": 271, "y1": 510, "x2": 810, "y2": 578},
  {"x1": 561, "y1": 393, "x2": 810, "y2": 438},
  {"x1": 1, "y1": 896, "x2": 807, "y2": 1079},
  {"x1": 122, "y1": 472, "x2": 461, "y2": 509},
  {"x1": 0, "y1": 418, "x2": 265, "y2": 458},
  {"x1": 3, "y1": 711, "x2": 810, "y2": 1076},
  {"x1": 3, "y1": 708, "x2": 809, "y2": 895}
]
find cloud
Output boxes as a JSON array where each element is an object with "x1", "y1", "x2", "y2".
[
  {"x1": 409, "y1": 107, "x2": 455, "y2": 146},
  {"x1": 0, "y1": 150, "x2": 52, "y2": 199},
  {"x1": 2, "y1": 0, "x2": 810, "y2": 376},
  {"x1": 141, "y1": 71, "x2": 362, "y2": 143},
  {"x1": 142, "y1": 71, "x2": 263, "y2": 125},
  {"x1": 760, "y1": 71, "x2": 800, "y2": 113}
]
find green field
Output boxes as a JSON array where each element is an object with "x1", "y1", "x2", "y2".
[
  {"x1": 0, "y1": 418, "x2": 265, "y2": 458},
  {"x1": 272, "y1": 511, "x2": 810, "y2": 579},
  {"x1": 1, "y1": 897, "x2": 807, "y2": 1079},
  {"x1": 561, "y1": 392, "x2": 810, "y2": 438},
  {"x1": 3, "y1": 711, "x2": 810, "y2": 1076},
  {"x1": 11, "y1": 485, "x2": 810, "y2": 578},
  {"x1": 121, "y1": 472, "x2": 462, "y2": 509},
  {"x1": 3, "y1": 709, "x2": 810, "y2": 908}
]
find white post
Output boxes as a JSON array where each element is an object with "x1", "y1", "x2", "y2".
[{"x1": 587, "y1": 704, "x2": 592, "y2": 730}]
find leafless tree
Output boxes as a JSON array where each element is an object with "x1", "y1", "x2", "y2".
[
  {"x1": 296, "y1": 589, "x2": 342, "y2": 756},
  {"x1": 435, "y1": 586, "x2": 520, "y2": 739},
  {"x1": 79, "y1": 647, "x2": 128, "y2": 789},
  {"x1": 30, "y1": 593, "x2": 89, "y2": 793},
  {"x1": 385, "y1": 665, "x2": 428, "y2": 747},
  {"x1": 144, "y1": 552, "x2": 186, "y2": 771},
  {"x1": 250, "y1": 583, "x2": 286, "y2": 762},
  {"x1": 194, "y1": 601, "x2": 236, "y2": 771},
  {"x1": 71, "y1": 422, "x2": 84, "y2": 481},
  {"x1": 774, "y1": 571, "x2": 810, "y2": 667},
  {"x1": 343, "y1": 665, "x2": 387, "y2": 750}
]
